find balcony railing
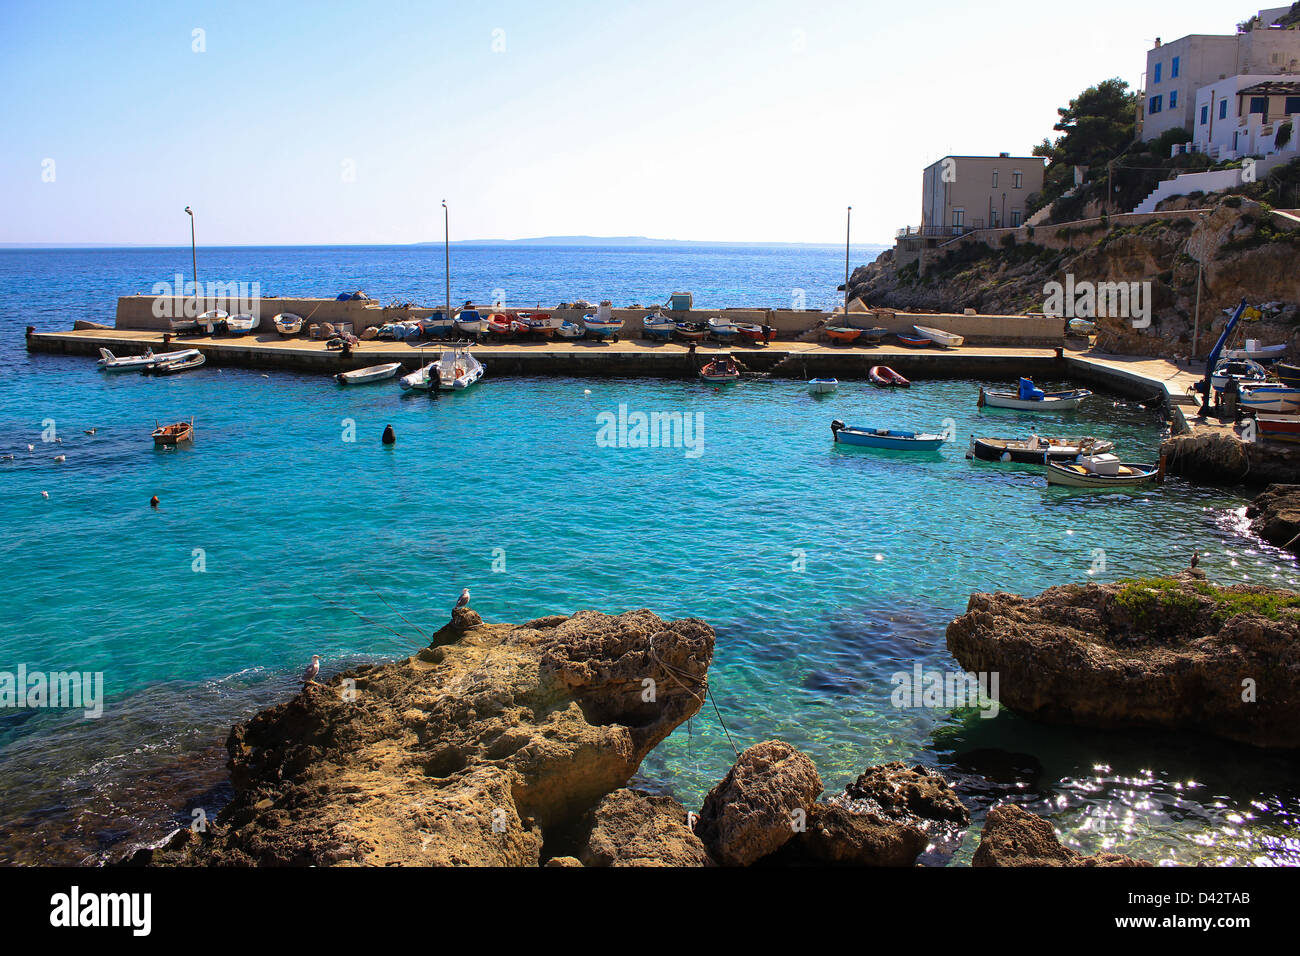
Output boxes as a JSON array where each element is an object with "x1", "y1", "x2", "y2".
[{"x1": 895, "y1": 221, "x2": 985, "y2": 239}]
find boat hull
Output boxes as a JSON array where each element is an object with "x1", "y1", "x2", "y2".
[
  {"x1": 807, "y1": 378, "x2": 838, "y2": 394},
  {"x1": 1045, "y1": 461, "x2": 1158, "y2": 487},
  {"x1": 913, "y1": 325, "x2": 964, "y2": 348},
  {"x1": 1240, "y1": 387, "x2": 1300, "y2": 414},
  {"x1": 832, "y1": 422, "x2": 945, "y2": 450},
  {"x1": 969, "y1": 436, "x2": 1113, "y2": 464},
  {"x1": 1257, "y1": 414, "x2": 1300, "y2": 442},
  {"x1": 869, "y1": 366, "x2": 910, "y2": 388}
]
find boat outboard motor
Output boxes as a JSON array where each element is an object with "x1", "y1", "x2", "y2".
[{"x1": 830, "y1": 420, "x2": 844, "y2": 441}]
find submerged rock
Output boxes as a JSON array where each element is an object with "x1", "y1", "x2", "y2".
[
  {"x1": 972, "y1": 804, "x2": 1150, "y2": 867},
  {"x1": 694, "y1": 740, "x2": 823, "y2": 866},
  {"x1": 1246, "y1": 484, "x2": 1300, "y2": 556},
  {"x1": 946, "y1": 572, "x2": 1300, "y2": 747},
  {"x1": 146, "y1": 609, "x2": 713, "y2": 866},
  {"x1": 573, "y1": 789, "x2": 712, "y2": 867}
]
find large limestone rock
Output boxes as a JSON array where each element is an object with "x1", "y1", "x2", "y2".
[
  {"x1": 946, "y1": 572, "x2": 1300, "y2": 747},
  {"x1": 1246, "y1": 484, "x2": 1300, "y2": 556},
  {"x1": 972, "y1": 804, "x2": 1150, "y2": 867},
  {"x1": 776, "y1": 803, "x2": 927, "y2": 866},
  {"x1": 573, "y1": 789, "x2": 712, "y2": 867},
  {"x1": 845, "y1": 762, "x2": 971, "y2": 825},
  {"x1": 141, "y1": 609, "x2": 713, "y2": 866},
  {"x1": 694, "y1": 740, "x2": 823, "y2": 866}
]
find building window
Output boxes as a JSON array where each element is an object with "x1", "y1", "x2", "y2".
[
  {"x1": 1149, "y1": 95, "x2": 1163, "y2": 114},
  {"x1": 1169, "y1": 89, "x2": 1178, "y2": 109},
  {"x1": 1171, "y1": 56, "x2": 1180, "y2": 78},
  {"x1": 1011, "y1": 210, "x2": 1022, "y2": 227},
  {"x1": 991, "y1": 169, "x2": 999, "y2": 187},
  {"x1": 1154, "y1": 62, "x2": 1162, "y2": 83},
  {"x1": 1220, "y1": 99, "x2": 1228, "y2": 119},
  {"x1": 1201, "y1": 105, "x2": 1209, "y2": 125},
  {"x1": 1286, "y1": 96, "x2": 1300, "y2": 115},
  {"x1": 1012, "y1": 170, "x2": 1023, "y2": 188},
  {"x1": 1250, "y1": 96, "x2": 1268, "y2": 115},
  {"x1": 952, "y1": 209, "x2": 965, "y2": 232}
]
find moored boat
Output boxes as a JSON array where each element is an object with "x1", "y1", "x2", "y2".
[
  {"x1": 273, "y1": 313, "x2": 303, "y2": 336},
  {"x1": 1275, "y1": 362, "x2": 1300, "y2": 387},
  {"x1": 707, "y1": 317, "x2": 739, "y2": 341},
  {"x1": 699, "y1": 353, "x2": 741, "y2": 383},
  {"x1": 869, "y1": 366, "x2": 910, "y2": 388},
  {"x1": 807, "y1": 377, "x2": 838, "y2": 394},
  {"x1": 1045, "y1": 454, "x2": 1160, "y2": 488},
  {"x1": 225, "y1": 313, "x2": 260, "y2": 335},
  {"x1": 830, "y1": 420, "x2": 945, "y2": 450},
  {"x1": 336, "y1": 362, "x2": 402, "y2": 385},
  {"x1": 97, "y1": 347, "x2": 162, "y2": 372},
  {"x1": 895, "y1": 332, "x2": 932, "y2": 347},
  {"x1": 968, "y1": 435, "x2": 1115, "y2": 464},
  {"x1": 1224, "y1": 341, "x2": 1287, "y2": 362},
  {"x1": 1256, "y1": 413, "x2": 1300, "y2": 443},
  {"x1": 143, "y1": 351, "x2": 206, "y2": 375},
  {"x1": 1210, "y1": 358, "x2": 1270, "y2": 392},
  {"x1": 152, "y1": 417, "x2": 194, "y2": 446},
  {"x1": 979, "y1": 380, "x2": 1092, "y2": 411},
  {"x1": 1239, "y1": 384, "x2": 1300, "y2": 414},
  {"x1": 399, "y1": 348, "x2": 485, "y2": 391},
  {"x1": 913, "y1": 325, "x2": 964, "y2": 348}
]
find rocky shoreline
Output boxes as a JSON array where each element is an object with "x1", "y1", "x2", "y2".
[{"x1": 125, "y1": 574, "x2": 1300, "y2": 866}]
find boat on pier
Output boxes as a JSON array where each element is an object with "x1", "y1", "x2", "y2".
[
  {"x1": 913, "y1": 325, "x2": 964, "y2": 348},
  {"x1": 1239, "y1": 385, "x2": 1300, "y2": 414},
  {"x1": 581, "y1": 302, "x2": 623, "y2": 340},
  {"x1": 273, "y1": 313, "x2": 303, "y2": 336},
  {"x1": 824, "y1": 326, "x2": 861, "y2": 344},
  {"x1": 642, "y1": 312, "x2": 674, "y2": 339}
]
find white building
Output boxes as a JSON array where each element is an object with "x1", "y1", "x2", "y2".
[
  {"x1": 1141, "y1": 8, "x2": 1300, "y2": 142},
  {"x1": 1191, "y1": 73, "x2": 1300, "y2": 158}
]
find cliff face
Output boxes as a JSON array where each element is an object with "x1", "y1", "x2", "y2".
[{"x1": 852, "y1": 197, "x2": 1300, "y2": 359}]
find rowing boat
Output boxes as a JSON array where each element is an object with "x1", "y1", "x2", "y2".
[
  {"x1": 978, "y1": 382, "x2": 1092, "y2": 411},
  {"x1": 830, "y1": 420, "x2": 945, "y2": 450},
  {"x1": 1045, "y1": 454, "x2": 1160, "y2": 488},
  {"x1": 968, "y1": 435, "x2": 1114, "y2": 464},
  {"x1": 336, "y1": 362, "x2": 402, "y2": 385},
  {"x1": 913, "y1": 325, "x2": 964, "y2": 348}
]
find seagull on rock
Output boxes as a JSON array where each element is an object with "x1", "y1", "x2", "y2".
[
  {"x1": 454, "y1": 588, "x2": 470, "y2": 612},
  {"x1": 302, "y1": 654, "x2": 321, "y2": 686},
  {"x1": 1191, "y1": 550, "x2": 1200, "y2": 569}
]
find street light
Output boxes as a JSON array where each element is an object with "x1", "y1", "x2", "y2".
[
  {"x1": 184, "y1": 206, "x2": 197, "y2": 315},
  {"x1": 844, "y1": 205, "x2": 852, "y2": 316},
  {"x1": 442, "y1": 200, "x2": 450, "y2": 323}
]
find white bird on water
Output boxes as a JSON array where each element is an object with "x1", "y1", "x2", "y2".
[
  {"x1": 302, "y1": 654, "x2": 321, "y2": 686},
  {"x1": 454, "y1": 588, "x2": 470, "y2": 611}
]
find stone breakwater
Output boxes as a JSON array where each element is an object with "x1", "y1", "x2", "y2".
[{"x1": 124, "y1": 605, "x2": 1150, "y2": 867}]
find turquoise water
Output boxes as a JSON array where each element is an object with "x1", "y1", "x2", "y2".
[{"x1": 1, "y1": 246, "x2": 1297, "y2": 866}]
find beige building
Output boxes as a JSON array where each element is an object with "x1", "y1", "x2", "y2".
[
  {"x1": 894, "y1": 154, "x2": 1045, "y2": 268},
  {"x1": 1141, "y1": 8, "x2": 1300, "y2": 142}
]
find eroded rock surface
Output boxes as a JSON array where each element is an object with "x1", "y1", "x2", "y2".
[
  {"x1": 573, "y1": 789, "x2": 712, "y2": 867},
  {"x1": 1247, "y1": 484, "x2": 1300, "y2": 556},
  {"x1": 972, "y1": 804, "x2": 1151, "y2": 867}
]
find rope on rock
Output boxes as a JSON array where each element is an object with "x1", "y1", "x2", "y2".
[{"x1": 648, "y1": 629, "x2": 741, "y2": 758}]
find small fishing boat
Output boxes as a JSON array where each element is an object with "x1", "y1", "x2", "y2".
[
  {"x1": 97, "y1": 347, "x2": 162, "y2": 372},
  {"x1": 807, "y1": 378, "x2": 838, "y2": 394},
  {"x1": 168, "y1": 315, "x2": 200, "y2": 333},
  {"x1": 1224, "y1": 341, "x2": 1287, "y2": 362},
  {"x1": 556, "y1": 320, "x2": 584, "y2": 339},
  {"x1": 735, "y1": 322, "x2": 766, "y2": 342},
  {"x1": 1210, "y1": 358, "x2": 1270, "y2": 392},
  {"x1": 522, "y1": 313, "x2": 561, "y2": 337},
  {"x1": 195, "y1": 309, "x2": 228, "y2": 333},
  {"x1": 895, "y1": 332, "x2": 933, "y2": 347},
  {"x1": 913, "y1": 325, "x2": 964, "y2": 348},
  {"x1": 968, "y1": 435, "x2": 1115, "y2": 464},
  {"x1": 509, "y1": 316, "x2": 532, "y2": 336},
  {"x1": 869, "y1": 366, "x2": 910, "y2": 388},
  {"x1": 421, "y1": 311, "x2": 457, "y2": 338},
  {"x1": 224, "y1": 313, "x2": 259, "y2": 335},
  {"x1": 707, "y1": 317, "x2": 739, "y2": 341},
  {"x1": 858, "y1": 327, "x2": 888, "y2": 344},
  {"x1": 830, "y1": 420, "x2": 945, "y2": 450},
  {"x1": 273, "y1": 313, "x2": 303, "y2": 336},
  {"x1": 674, "y1": 321, "x2": 708, "y2": 342},
  {"x1": 336, "y1": 362, "x2": 402, "y2": 385},
  {"x1": 1256, "y1": 413, "x2": 1300, "y2": 443},
  {"x1": 642, "y1": 312, "x2": 675, "y2": 339},
  {"x1": 1239, "y1": 385, "x2": 1300, "y2": 414},
  {"x1": 1275, "y1": 362, "x2": 1300, "y2": 387},
  {"x1": 824, "y1": 326, "x2": 861, "y2": 344},
  {"x1": 699, "y1": 354, "x2": 741, "y2": 384},
  {"x1": 1045, "y1": 454, "x2": 1160, "y2": 488},
  {"x1": 485, "y1": 313, "x2": 514, "y2": 337},
  {"x1": 144, "y1": 351, "x2": 206, "y2": 375},
  {"x1": 454, "y1": 309, "x2": 485, "y2": 335},
  {"x1": 399, "y1": 349, "x2": 485, "y2": 391},
  {"x1": 1067, "y1": 318, "x2": 1096, "y2": 336},
  {"x1": 978, "y1": 381, "x2": 1092, "y2": 411},
  {"x1": 152, "y1": 417, "x2": 194, "y2": 446},
  {"x1": 582, "y1": 302, "x2": 623, "y2": 340}
]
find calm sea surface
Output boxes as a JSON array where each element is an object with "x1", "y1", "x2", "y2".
[{"x1": 0, "y1": 245, "x2": 1296, "y2": 866}]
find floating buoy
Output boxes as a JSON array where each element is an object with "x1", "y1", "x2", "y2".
[
  {"x1": 41, "y1": 491, "x2": 49, "y2": 499},
  {"x1": 54, "y1": 455, "x2": 65, "y2": 463},
  {"x1": 150, "y1": 495, "x2": 159, "y2": 508},
  {"x1": 583, "y1": 388, "x2": 591, "y2": 396},
  {"x1": 27, "y1": 444, "x2": 34, "y2": 452},
  {"x1": 382, "y1": 424, "x2": 396, "y2": 445}
]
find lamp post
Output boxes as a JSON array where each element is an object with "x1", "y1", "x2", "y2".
[
  {"x1": 844, "y1": 205, "x2": 852, "y2": 316},
  {"x1": 442, "y1": 200, "x2": 450, "y2": 323},
  {"x1": 184, "y1": 206, "x2": 197, "y2": 315}
]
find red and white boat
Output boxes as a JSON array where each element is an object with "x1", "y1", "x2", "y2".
[
  {"x1": 485, "y1": 313, "x2": 513, "y2": 337},
  {"x1": 1256, "y1": 413, "x2": 1300, "y2": 443},
  {"x1": 870, "y1": 366, "x2": 910, "y2": 388},
  {"x1": 735, "y1": 322, "x2": 766, "y2": 342},
  {"x1": 699, "y1": 354, "x2": 741, "y2": 384}
]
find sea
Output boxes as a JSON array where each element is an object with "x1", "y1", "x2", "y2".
[{"x1": 0, "y1": 243, "x2": 1297, "y2": 867}]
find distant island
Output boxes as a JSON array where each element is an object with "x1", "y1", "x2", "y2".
[{"x1": 423, "y1": 236, "x2": 892, "y2": 250}]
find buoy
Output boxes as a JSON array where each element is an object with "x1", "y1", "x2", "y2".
[
  {"x1": 54, "y1": 455, "x2": 65, "y2": 463},
  {"x1": 41, "y1": 491, "x2": 49, "y2": 499},
  {"x1": 150, "y1": 495, "x2": 159, "y2": 508},
  {"x1": 583, "y1": 388, "x2": 591, "y2": 396},
  {"x1": 382, "y1": 424, "x2": 396, "y2": 445}
]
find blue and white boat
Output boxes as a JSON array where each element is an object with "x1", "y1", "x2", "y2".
[
  {"x1": 830, "y1": 420, "x2": 946, "y2": 450},
  {"x1": 642, "y1": 311, "x2": 674, "y2": 339},
  {"x1": 454, "y1": 309, "x2": 485, "y2": 335},
  {"x1": 1239, "y1": 384, "x2": 1300, "y2": 414},
  {"x1": 421, "y1": 310, "x2": 457, "y2": 338},
  {"x1": 808, "y1": 378, "x2": 838, "y2": 395},
  {"x1": 581, "y1": 301, "x2": 623, "y2": 340}
]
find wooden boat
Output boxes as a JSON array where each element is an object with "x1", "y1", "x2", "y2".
[
  {"x1": 642, "y1": 312, "x2": 675, "y2": 339},
  {"x1": 825, "y1": 326, "x2": 861, "y2": 344},
  {"x1": 735, "y1": 322, "x2": 766, "y2": 342},
  {"x1": 707, "y1": 317, "x2": 739, "y2": 341},
  {"x1": 913, "y1": 325, "x2": 964, "y2": 348},
  {"x1": 224, "y1": 313, "x2": 259, "y2": 335},
  {"x1": 807, "y1": 378, "x2": 838, "y2": 394},
  {"x1": 144, "y1": 351, "x2": 206, "y2": 375},
  {"x1": 858, "y1": 327, "x2": 888, "y2": 344},
  {"x1": 1239, "y1": 385, "x2": 1300, "y2": 414},
  {"x1": 830, "y1": 420, "x2": 945, "y2": 450},
  {"x1": 1046, "y1": 454, "x2": 1160, "y2": 488},
  {"x1": 1210, "y1": 358, "x2": 1269, "y2": 392},
  {"x1": 1274, "y1": 362, "x2": 1300, "y2": 387},
  {"x1": 195, "y1": 309, "x2": 228, "y2": 333},
  {"x1": 674, "y1": 321, "x2": 708, "y2": 342},
  {"x1": 454, "y1": 309, "x2": 485, "y2": 335},
  {"x1": 336, "y1": 362, "x2": 402, "y2": 385},
  {"x1": 509, "y1": 316, "x2": 532, "y2": 336},
  {"x1": 152, "y1": 417, "x2": 194, "y2": 446},
  {"x1": 968, "y1": 435, "x2": 1115, "y2": 464},
  {"x1": 581, "y1": 303, "x2": 623, "y2": 340},
  {"x1": 978, "y1": 382, "x2": 1092, "y2": 411},
  {"x1": 168, "y1": 315, "x2": 200, "y2": 333},
  {"x1": 556, "y1": 320, "x2": 584, "y2": 339},
  {"x1": 420, "y1": 311, "x2": 457, "y2": 338},
  {"x1": 1256, "y1": 413, "x2": 1300, "y2": 443},
  {"x1": 273, "y1": 313, "x2": 303, "y2": 336},
  {"x1": 521, "y1": 313, "x2": 560, "y2": 336},
  {"x1": 700, "y1": 354, "x2": 741, "y2": 384},
  {"x1": 869, "y1": 366, "x2": 909, "y2": 388},
  {"x1": 895, "y1": 333, "x2": 932, "y2": 347},
  {"x1": 1224, "y1": 342, "x2": 1287, "y2": 361}
]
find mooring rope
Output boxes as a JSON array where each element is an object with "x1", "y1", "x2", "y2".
[{"x1": 647, "y1": 629, "x2": 741, "y2": 758}]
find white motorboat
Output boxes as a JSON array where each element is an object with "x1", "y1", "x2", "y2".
[
  {"x1": 399, "y1": 349, "x2": 484, "y2": 391},
  {"x1": 979, "y1": 381, "x2": 1092, "y2": 411},
  {"x1": 143, "y1": 351, "x2": 206, "y2": 375},
  {"x1": 336, "y1": 362, "x2": 402, "y2": 385},
  {"x1": 913, "y1": 325, "x2": 964, "y2": 348},
  {"x1": 808, "y1": 378, "x2": 838, "y2": 394},
  {"x1": 188, "y1": 309, "x2": 228, "y2": 333},
  {"x1": 1224, "y1": 340, "x2": 1287, "y2": 362},
  {"x1": 225, "y1": 313, "x2": 260, "y2": 335},
  {"x1": 708, "y1": 317, "x2": 740, "y2": 340},
  {"x1": 1210, "y1": 358, "x2": 1270, "y2": 392},
  {"x1": 556, "y1": 320, "x2": 584, "y2": 338},
  {"x1": 273, "y1": 313, "x2": 303, "y2": 335},
  {"x1": 97, "y1": 347, "x2": 200, "y2": 372}
]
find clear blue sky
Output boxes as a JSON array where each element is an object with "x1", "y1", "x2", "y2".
[{"x1": 0, "y1": 0, "x2": 1244, "y2": 245}]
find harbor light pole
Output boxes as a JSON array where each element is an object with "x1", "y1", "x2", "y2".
[
  {"x1": 844, "y1": 205, "x2": 852, "y2": 316},
  {"x1": 442, "y1": 200, "x2": 450, "y2": 322},
  {"x1": 185, "y1": 206, "x2": 197, "y2": 314}
]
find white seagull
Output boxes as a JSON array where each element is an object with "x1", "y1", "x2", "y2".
[
  {"x1": 302, "y1": 654, "x2": 321, "y2": 686},
  {"x1": 454, "y1": 588, "x2": 470, "y2": 611}
]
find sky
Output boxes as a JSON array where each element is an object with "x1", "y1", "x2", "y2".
[{"x1": 0, "y1": 0, "x2": 1252, "y2": 245}]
